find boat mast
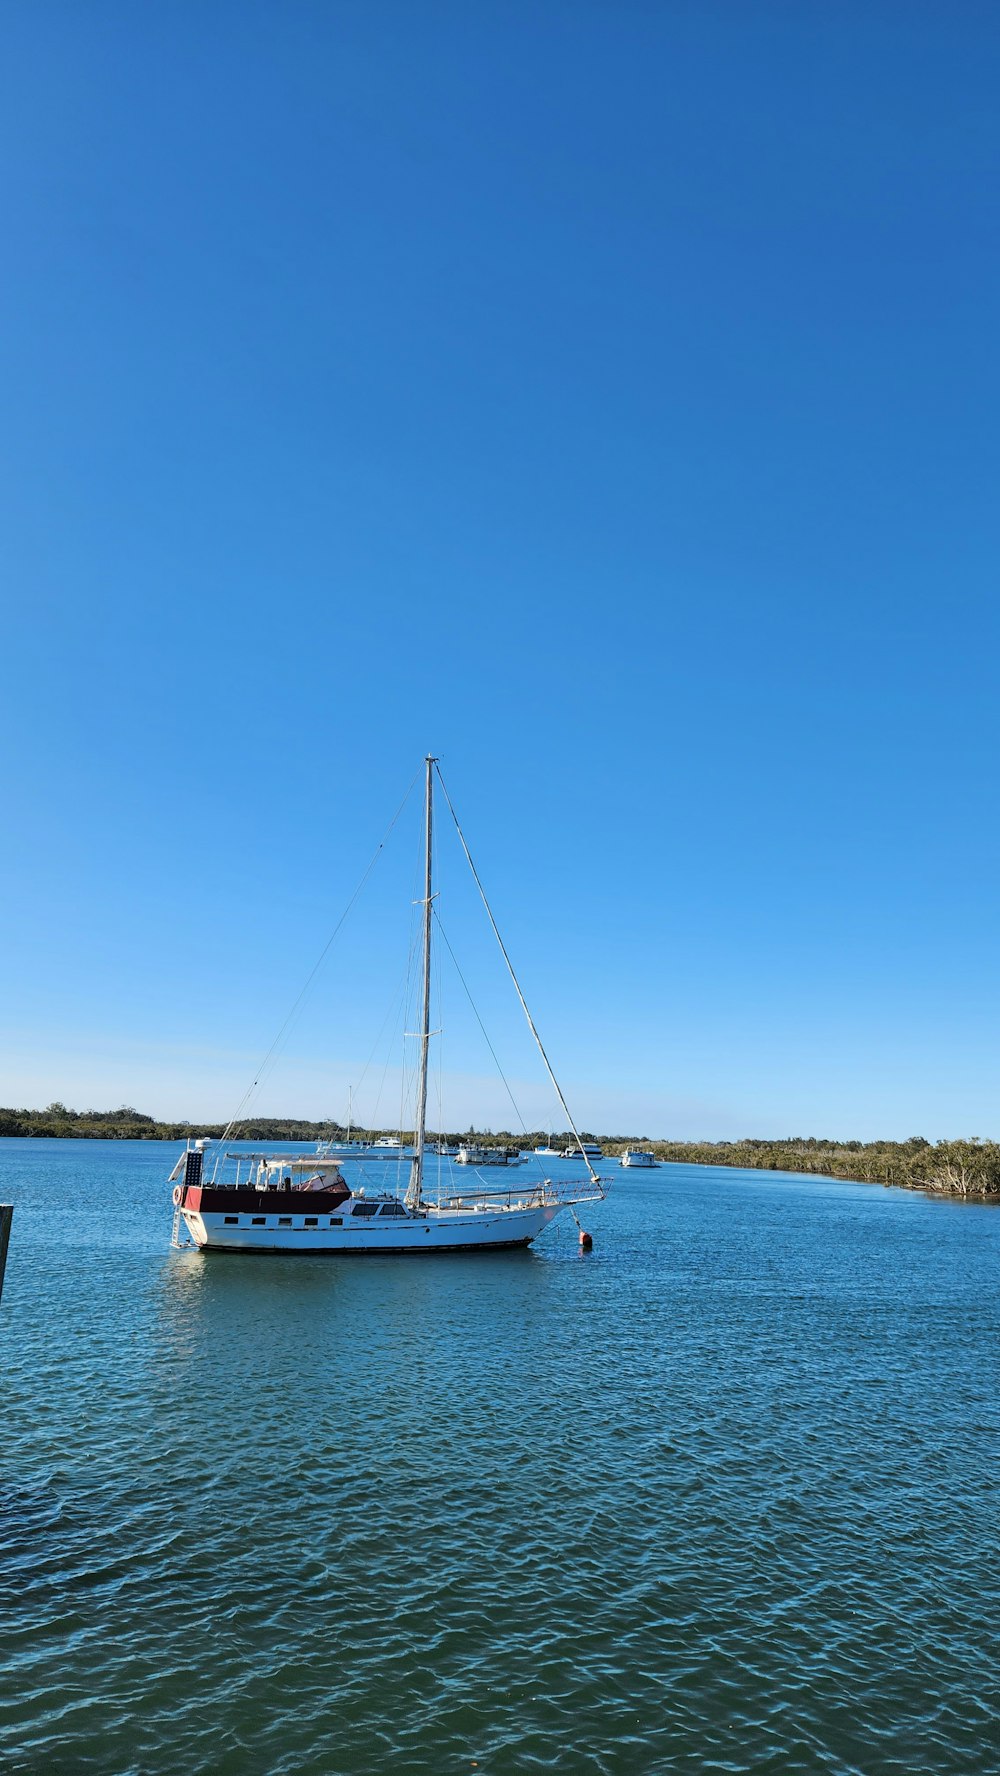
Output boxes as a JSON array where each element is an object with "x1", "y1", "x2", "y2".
[{"x1": 406, "y1": 755, "x2": 436, "y2": 1210}]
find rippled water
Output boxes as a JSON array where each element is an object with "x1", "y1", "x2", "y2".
[{"x1": 1, "y1": 1139, "x2": 998, "y2": 1774}]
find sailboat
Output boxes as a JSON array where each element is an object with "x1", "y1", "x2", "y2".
[
  {"x1": 168, "y1": 758, "x2": 605, "y2": 1254},
  {"x1": 315, "y1": 1088, "x2": 368, "y2": 1158}
]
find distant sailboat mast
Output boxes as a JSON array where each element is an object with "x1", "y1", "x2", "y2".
[{"x1": 406, "y1": 755, "x2": 436, "y2": 1211}]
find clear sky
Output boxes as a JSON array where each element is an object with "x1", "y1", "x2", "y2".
[{"x1": 1, "y1": 3, "x2": 998, "y2": 1139}]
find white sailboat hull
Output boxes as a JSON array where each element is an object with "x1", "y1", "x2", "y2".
[{"x1": 181, "y1": 1199, "x2": 566, "y2": 1254}]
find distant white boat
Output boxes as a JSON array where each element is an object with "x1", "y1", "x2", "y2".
[
  {"x1": 456, "y1": 1145, "x2": 523, "y2": 1167},
  {"x1": 621, "y1": 1150, "x2": 657, "y2": 1169},
  {"x1": 372, "y1": 1135, "x2": 408, "y2": 1152},
  {"x1": 564, "y1": 1141, "x2": 603, "y2": 1163},
  {"x1": 533, "y1": 1145, "x2": 560, "y2": 1157}
]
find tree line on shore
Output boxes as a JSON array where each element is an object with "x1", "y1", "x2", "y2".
[
  {"x1": 651, "y1": 1135, "x2": 1000, "y2": 1198},
  {"x1": 1, "y1": 1106, "x2": 997, "y2": 1198}
]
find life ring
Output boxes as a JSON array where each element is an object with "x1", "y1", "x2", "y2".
[{"x1": 172, "y1": 1184, "x2": 183, "y2": 1207}]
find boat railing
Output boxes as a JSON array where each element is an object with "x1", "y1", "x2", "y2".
[{"x1": 435, "y1": 1174, "x2": 605, "y2": 1208}]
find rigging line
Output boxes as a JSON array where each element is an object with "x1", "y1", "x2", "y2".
[
  {"x1": 371, "y1": 967, "x2": 411, "y2": 1132},
  {"x1": 398, "y1": 809, "x2": 424, "y2": 1141},
  {"x1": 217, "y1": 767, "x2": 422, "y2": 1148},
  {"x1": 431, "y1": 906, "x2": 530, "y2": 1150},
  {"x1": 399, "y1": 868, "x2": 426, "y2": 1140},
  {"x1": 434, "y1": 913, "x2": 445, "y2": 1189},
  {"x1": 435, "y1": 764, "x2": 603, "y2": 1194},
  {"x1": 372, "y1": 883, "x2": 424, "y2": 1136},
  {"x1": 352, "y1": 937, "x2": 420, "y2": 1117}
]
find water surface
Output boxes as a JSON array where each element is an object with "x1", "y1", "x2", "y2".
[{"x1": 1, "y1": 1140, "x2": 997, "y2": 1774}]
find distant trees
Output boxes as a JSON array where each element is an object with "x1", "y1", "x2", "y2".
[
  {"x1": 642, "y1": 1135, "x2": 1000, "y2": 1199},
  {"x1": 1, "y1": 1108, "x2": 998, "y2": 1199},
  {"x1": 0, "y1": 1105, "x2": 178, "y2": 1139}
]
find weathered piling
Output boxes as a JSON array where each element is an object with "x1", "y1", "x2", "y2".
[{"x1": 0, "y1": 1205, "x2": 12, "y2": 1307}]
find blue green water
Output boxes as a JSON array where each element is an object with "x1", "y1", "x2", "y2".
[{"x1": 1, "y1": 1139, "x2": 997, "y2": 1774}]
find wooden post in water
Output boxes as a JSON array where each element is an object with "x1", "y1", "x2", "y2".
[{"x1": 0, "y1": 1205, "x2": 11, "y2": 1307}]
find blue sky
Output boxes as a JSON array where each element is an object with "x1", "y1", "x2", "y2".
[{"x1": 1, "y1": 3, "x2": 998, "y2": 1138}]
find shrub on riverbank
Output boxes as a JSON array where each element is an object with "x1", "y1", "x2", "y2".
[{"x1": 644, "y1": 1136, "x2": 1000, "y2": 1198}]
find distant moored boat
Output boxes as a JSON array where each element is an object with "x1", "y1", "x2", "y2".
[{"x1": 456, "y1": 1145, "x2": 523, "y2": 1167}]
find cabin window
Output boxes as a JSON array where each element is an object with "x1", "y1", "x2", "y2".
[
  {"x1": 304, "y1": 1216, "x2": 318, "y2": 1227},
  {"x1": 251, "y1": 1216, "x2": 266, "y2": 1226},
  {"x1": 278, "y1": 1216, "x2": 292, "y2": 1226},
  {"x1": 329, "y1": 1217, "x2": 343, "y2": 1226},
  {"x1": 224, "y1": 1216, "x2": 239, "y2": 1225},
  {"x1": 351, "y1": 1202, "x2": 379, "y2": 1217},
  {"x1": 379, "y1": 1202, "x2": 407, "y2": 1217}
]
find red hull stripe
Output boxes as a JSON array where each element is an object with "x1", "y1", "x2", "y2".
[{"x1": 184, "y1": 1184, "x2": 352, "y2": 1213}]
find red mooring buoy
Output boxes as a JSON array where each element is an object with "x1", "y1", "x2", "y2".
[{"x1": 579, "y1": 1229, "x2": 593, "y2": 1251}]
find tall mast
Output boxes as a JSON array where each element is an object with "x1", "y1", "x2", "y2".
[{"x1": 406, "y1": 755, "x2": 436, "y2": 1210}]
